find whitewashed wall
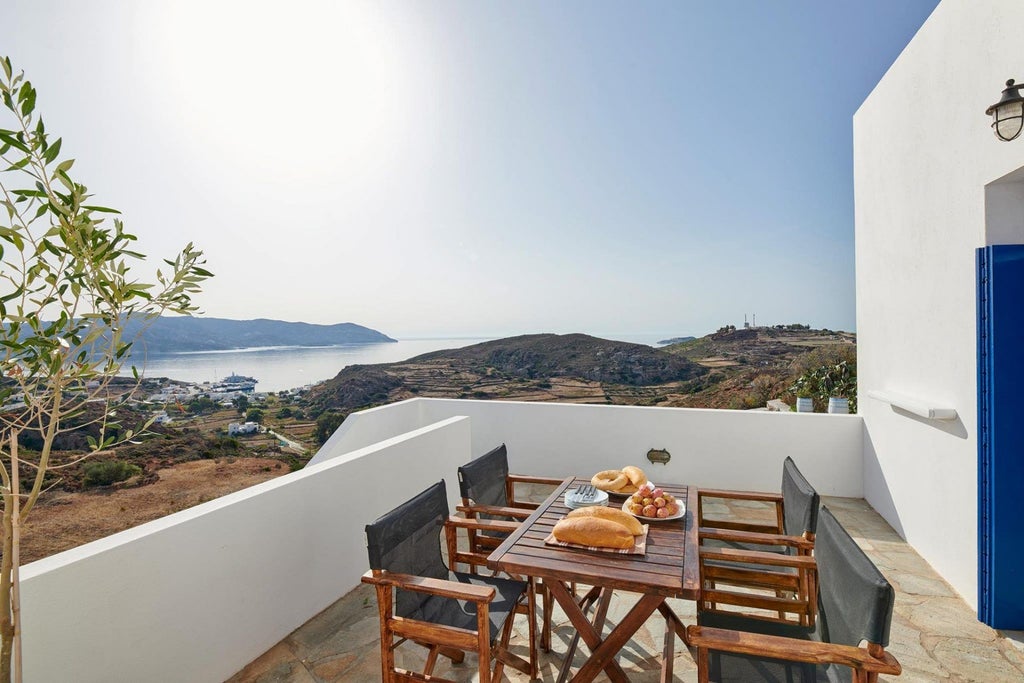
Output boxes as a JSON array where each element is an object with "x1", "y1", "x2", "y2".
[
  {"x1": 20, "y1": 416, "x2": 472, "y2": 683},
  {"x1": 854, "y1": 0, "x2": 1024, "y2": 607},
  {"x1": 313, "y1": 398, "x2": 865, "y2": 497}
]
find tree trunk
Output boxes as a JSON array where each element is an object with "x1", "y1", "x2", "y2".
[
  {"x1": 0, "y1": 479, "x2": 14, "y2": 682},
  {"x1": 9, "y1": 435, "x2": 20, "y2": 683}
]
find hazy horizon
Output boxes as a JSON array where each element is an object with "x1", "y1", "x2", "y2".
[{"x1": 1, "y1": 1, "x2": 938, "y2": 338}]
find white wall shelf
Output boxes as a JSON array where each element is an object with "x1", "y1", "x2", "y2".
[{"x1": 866, "y1": 390, "x2": 958, "y2": 421}]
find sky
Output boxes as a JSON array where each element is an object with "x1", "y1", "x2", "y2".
[{"x1": 0, "y1": 0, "x2": 940, "y2": 339}]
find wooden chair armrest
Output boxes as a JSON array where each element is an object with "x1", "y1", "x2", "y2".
[
  {"x1": 446, "y1": 516, "x2": 522, "y2": 534},
  {"x1": 698, "y1": 488, "x2": 785, "y2": 503},
  {"x1": 507, "y1": 473, "x2": 564, "y2": 486},
  {"x1": 700, "y1": 527, "x2": 814, "y2": 551},
  {"x1": 686, "y1": 626, "x2": 901, "y2": 675},
  {"x1": 456, "y1": 504, "x2": 532, "y2": 520},
  {"x1": 362, "y1": 571, "x2": 496, "y2": 604},
  {"x1": 700, "y1": 519, "x2": 784, "y2": 534},
  {"x1": 700, "y1": 547, "x2": 817, "y2": 569}
]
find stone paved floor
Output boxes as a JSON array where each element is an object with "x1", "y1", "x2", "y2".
[{"x1": 229, "y1": 495, "x2": 1024, "y2": 682}]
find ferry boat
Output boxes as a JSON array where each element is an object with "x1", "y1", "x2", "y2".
[{"x1": 211, "y1": 373, "x2": 257, "y2": 393}]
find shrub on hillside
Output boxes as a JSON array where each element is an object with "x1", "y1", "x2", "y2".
[
  {"x1": 83, "y1": 460, "x2": 142, "y2": 487},
  {"x1": 315, "y1": 411, "x2": 347, "y2": 445}
]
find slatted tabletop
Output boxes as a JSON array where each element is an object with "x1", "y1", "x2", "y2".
[{"x1": 488, "y1": 477, "x2": 700, "y2": 599}]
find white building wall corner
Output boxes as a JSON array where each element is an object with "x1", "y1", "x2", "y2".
[{"x1": 854, "y1": 0, "x2": 1024, "y2": 608}]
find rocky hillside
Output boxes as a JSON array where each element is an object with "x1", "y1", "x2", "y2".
[
  {"x1": 413, "y1": 334, "x2": 702, "y2": 385},
  {"x1": 304, "y1": 333, "x2": 704, "y2": 415}
]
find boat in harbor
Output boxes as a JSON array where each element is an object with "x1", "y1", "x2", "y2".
[{"x1": 211, "y1": 373, "x2": 257, "y2": 393}]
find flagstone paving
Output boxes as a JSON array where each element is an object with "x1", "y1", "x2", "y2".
[{"x1": 229, "y1": 495, "x2": 1024, "y2": 682}]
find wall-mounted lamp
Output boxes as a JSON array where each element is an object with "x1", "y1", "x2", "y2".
[{"x1": 986, "y1": 79, "x2": 1024, "y2": 142}]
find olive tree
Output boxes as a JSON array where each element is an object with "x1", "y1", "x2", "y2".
[{"x1": 0, "y1": 58, "x2": 211, "y2": 680}]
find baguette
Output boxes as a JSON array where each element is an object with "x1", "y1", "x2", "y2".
[
  {"x1": 552, "y1": 517, "x2": 634, "y2": 549},
  {"x1": 567, "y1": 506, "x2": 644, "y2": 535}
]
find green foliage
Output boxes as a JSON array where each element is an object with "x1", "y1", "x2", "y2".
[
  {"x1": 315, "y1": 411, "x2": 346, "y2": 445},
  {"x1": 187, "y1": 396, "x2": 217, "y2": 414},
  {"x1": 233, "y1": 395, "x2": 249, "y2": 415},
  {"x1": 245, "y1": 407, "x2": 264, "y2": 424},
  {"x1": 790, "y1": 359, "x2": 857, "y2": 412},
  {"x1": 82, "y1": 460, "x2": 142, "y2": 487},
  {"x1": 201, "y1": 436, "x2": 242, "y2": 459}
]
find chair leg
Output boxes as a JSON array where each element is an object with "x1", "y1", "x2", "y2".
[
  {"x1": 696, "y1": 646, "x2": 710, "y2": 683},
  {"x1": 374, "y1": 585, "x2": 396, "y2": 683},
  {"x1": 528, "y1": 579, "x2": 539, "y2": 677},
  {"x1": 424, "y1": 646, "x2": 440, "y2": 676},
  {"x1": 542, "y1": 579, "x2": 553, "y2": 652}
]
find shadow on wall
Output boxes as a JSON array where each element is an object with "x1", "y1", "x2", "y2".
[
  {"x1": 890, "y1": 406, "x2": 968, "y2": 439},
  {"x1": 861, "y1": 425, "x2": 907, "y2": 539}
]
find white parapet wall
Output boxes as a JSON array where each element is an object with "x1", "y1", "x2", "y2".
[
  {"x1": 314, "y1": 398, "x2": 865, "y2": 498},
  {"x1": 20, "y1": 416, "x2": 472, "y2": 683},
  {"x1": 854, "y1": 0, "x2": 1024, "y2": 607}
]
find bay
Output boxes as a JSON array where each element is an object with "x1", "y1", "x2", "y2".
[
  {"x1": 123, "y1": 333, "x2": 676, "y2": 393},
  {"x1": 125, "y1": 338, "x2": 494, "y2": 393}
]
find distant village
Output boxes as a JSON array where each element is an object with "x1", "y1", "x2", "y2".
[{"x1": 143, "y1": 373, "x2": 294, "y2": 437}]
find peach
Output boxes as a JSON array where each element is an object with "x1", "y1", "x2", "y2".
[
  {"x1": 642, "y1": 504, "x2": 658, "y2": 517},
  {"x1": 654, "y1": 497, "x2": 667, "y2": 508},
  {"x1": 656, "y1": 507, "x2": 671, "y2": 518}
]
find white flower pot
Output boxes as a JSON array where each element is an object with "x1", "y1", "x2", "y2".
[
  {"x1": 828, "y1": 397, "x2": 850, "y2": 414},
  {"x1": 796, "y1": 397, "x2": 814, "y2": 413}
]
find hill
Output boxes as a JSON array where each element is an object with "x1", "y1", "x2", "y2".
[
  {"x1": 302, "y1": 326, "x2": 856, "y2": 422},
  {"x1": 305, "y1": 333, "x2": 704, "y2": 415},
  {"x1": 124, "y1": 317, "x2": 396, "y2": 354}
]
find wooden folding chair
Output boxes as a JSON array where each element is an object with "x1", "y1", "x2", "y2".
[
  {"x1": 363, "y1": 480, "x2": 537, "y2": 683},
  {"x1": 688, "y1": 506, "x2": 901, "y2": 682}
]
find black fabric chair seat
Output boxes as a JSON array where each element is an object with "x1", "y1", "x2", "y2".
[{"x1": 409, "y1": 572, "x2": 527, "y2": 643}]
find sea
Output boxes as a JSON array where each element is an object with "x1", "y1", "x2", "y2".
[{"x1": 124, "y1": 333, "x2": 675, "y2": 393}]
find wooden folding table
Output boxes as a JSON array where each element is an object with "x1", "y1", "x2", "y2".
[{"x1": 487, "y1": 476, "x2": 700, "y2": 682}]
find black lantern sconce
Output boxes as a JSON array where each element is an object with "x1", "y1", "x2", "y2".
[{"x1": 986, "y1": 79, "x2": 1024, "y2": 142}]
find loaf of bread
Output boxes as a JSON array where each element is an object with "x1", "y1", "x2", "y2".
[
  {"x1": 622, "y1": 465, "x2": 648, "y2": 487},
  {"x1": 567, "y1": 506, "x2": 644, "y2": 536},
  {"x1": 552, "y1": 517, "x2": 634, "y2": 549}
]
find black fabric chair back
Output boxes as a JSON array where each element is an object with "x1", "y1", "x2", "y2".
[
  {"x1": 781, "y1": 457, "x2": 819, "y2": 538},
  {"x1": 814, "y1": 506, "x2": 895, "y2": 650},
  {"x1": 458, "y1": 443, "x2": 510, "y2": 507},
  {"x1": 366, "y1": 480, "x2": 449, "y2": 618}
]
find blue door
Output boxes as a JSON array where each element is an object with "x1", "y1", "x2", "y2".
[{"x1": 977, "y1": 244, "x2": 1024, "y2": 628}]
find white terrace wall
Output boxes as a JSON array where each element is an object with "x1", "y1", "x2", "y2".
[
  {"x1": 854, "y1": 0, "x2": 1024, "y2": 607},
  {"x1": 313, "y1": 398, "x2": 865, "y2": 498},
  {"x1": 20, "y1": 416, "x2": 472, "y2": 683}
]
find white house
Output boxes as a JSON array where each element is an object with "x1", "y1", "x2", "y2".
[
  {"x1": 854, "y1": 0, "x2": 1024, "y2": 626},
  {"x1": 227, "y1": 421, "x2": 260, "y2": 436}
]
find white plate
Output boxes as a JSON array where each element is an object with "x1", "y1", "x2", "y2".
[
  {"x1": 621, "y1": 499, "x2": 685, "y2": 521},
  {"x1": 565, "y1": 487, "x2": 609, "y2": 509}
]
